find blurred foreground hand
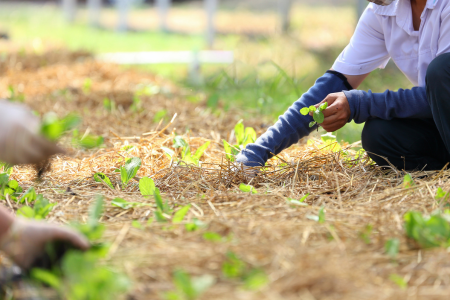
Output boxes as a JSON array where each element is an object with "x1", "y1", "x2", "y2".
[
  {"x1": 0, "y1": 100, "x2": 63, "y2": 165},
  {"x1": 0, "y1": 217, "x2": 90, "y2": 270}
]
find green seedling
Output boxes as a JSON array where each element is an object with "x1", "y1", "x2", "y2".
[
  {"x1": 31, "y1": 195, "x2": 131, "y2": 299},
  {"x1": 358, "y1": 224, "x2": 373, "y2": 244},
  {"x1": 435, "y1": 187, "x2": 449, "y2": 203},
  {"x1": 0, "y1": 162, "x2": 13, "y2": 175},
  {"x1": 153, "y1": 109, "x2": 168, "y2": 123},
  {"x1": 385, "y1": 238, "x2": 400, "y2": 259},
  {"x1": 389, "y1": 274, "x2": 407, "y2": 289},
  {"x1": 239, "y1": 183, "x2": 258, "y2": 194},
  {"x1": 139, "y1": 176, "x2": 156, "y2": 197},
  {"x1": 307, "y1": 206, "x2": 326, "y2": 224},
  {"x1": 41, "y1": 113, "x2": 81, "y2": 142},
  {"x1": 112, "y1": 198, "x2": 150, "y2": 210},
  {"x1": 130, "y1": 95, "x2": 143, "y2": 112},
  {"x1": 120, "y1": 157, "x2": 142, "y2": 188},
  {"x1": 287, "y1": 193, "x2": 310, "y2": 207},
  {"x1": 94, "y1": 172, "x2": 114, "y2": 189},
  {"x1": 202, "y1": 232, "x2": 223, "y2": 242},
  {"x1": 403, "y1": 174, "x2": 415, "y2": 189},
  {"x1": 103, "y1": 97, "x2": 116, "y2": 112},
  {"x1": 0, "y1": 173, "x2": 23, "y2": 201},
  {"x1": 221, "y1": 252, "x2": 268, "y2": 291},
  {"x1": 170, "y1": 136, "x2": 210, "y2": 166},
  {"x1": 185, "y1": 218, "x2": 207, "y2": 232},
  {"x1": 82, "y1": 78, "x2": 92, "y2": 94},
  {"x1": 164, "y1": 270, "x2": 215, "y2": 300},
  {"x1": 223, "y1": 120, "x2": 257, "y2": 162},
  {"x1": 8, "y1": 85, "x2": 25, "y2": 102},
  {"x1": 404, "y1": 210, "x2": 450, "y2": 248},
  {"x1": 72, "y1": 129, "x2": 104, "y2": 149},
  {"x1": 17, "y1": 194, "x2": 56, "y2": 220},
  {"x1": 300, "y1": 102, "x2": 328, "y2": 128}
]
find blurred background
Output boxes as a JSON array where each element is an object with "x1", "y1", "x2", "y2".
[{"x1": 0, "y1": 0, "x2": 412, "y2": 143}]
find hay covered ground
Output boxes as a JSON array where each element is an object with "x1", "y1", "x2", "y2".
[{"x1": 2, "y1": 50, "x2": 450, "y2": 300}]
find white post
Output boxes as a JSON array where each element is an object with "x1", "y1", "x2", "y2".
[
  {"x1": 205, "y1": 0, "x2": 218, "y2": 49},
  {"x1": 87, "y1": 0, "x2": 101, "y2": 27},
  {"x1": 117, "y1": 0, "x2": 131, "y2": 32},
  {"x1": 156, "y1": 0, "x2": 171, "y2": 32},
  {"x1": 357, "y1": 0, "x2": 367, "y2": 21},
  {"x1": 62, "y1": 0, "x2": 77, "y2": 23},
  {"x1": 280, "y1": 0, "x2": 293, "y2": 33}
]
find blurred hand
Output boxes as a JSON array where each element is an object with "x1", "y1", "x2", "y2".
[
  {"x1": 312, "y1": 92, "x2": 351, "y2": 132},
  {"x1": 0, "y1": 100, "x2": 63, "y2": 165},
  {"x1": 0, "y1": 218, "x2": 90, "y2": 270}
]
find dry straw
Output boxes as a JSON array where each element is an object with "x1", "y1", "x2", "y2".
[{"x1": 2, "y1": 51, "x2": 450, "y2": 299}]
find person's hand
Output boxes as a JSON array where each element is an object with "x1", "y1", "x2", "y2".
[
  {"x1": 311, "y1": 92, "x2": 351, "y2": 132},
  {"x1": 0, "y1": 100, "x2": 63, "y2": 165},
  {"x1": 0, "y1": 218, "x2": 90, "y2": 270}
]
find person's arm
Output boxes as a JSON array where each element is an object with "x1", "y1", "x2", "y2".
[
  {"x1": 0, "y1": 205, "x2": 89, "y2": 270},
  {"x1": 236, "y1": 6, "x2": 387, "y2": 167}
]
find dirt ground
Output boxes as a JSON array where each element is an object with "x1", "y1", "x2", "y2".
[{"x1": 2, "y1": 50, "x2": 450, "y2": 300}]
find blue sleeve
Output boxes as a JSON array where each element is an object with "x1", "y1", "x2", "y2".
[
  {"x1": 345, "y1": 87, "x2": 432, "y2": 124},
  {"x1": 236, "y1": 71, "x2": 353, "y2": 167}
]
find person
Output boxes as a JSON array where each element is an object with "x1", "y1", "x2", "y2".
[
  {"x1": 237, "y1": 0, "x2": 450, "y2": 171},
  {"x1": 0, "y1": 100, "x2": 89, "y2": 270}
]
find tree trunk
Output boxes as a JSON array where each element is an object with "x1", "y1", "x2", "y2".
[
  {"x1": 87, "y1": 0, "x2": 101, "y2": 27},
  {"x1": 156, "y1": 0, "x2": 171, "y2": 32},
  {"x1": 61, "y1": 0, "x2": 77, "y2": 23},
  {"x1": 205, "y1": 0, "x2": 218, "y2": 48},
  {"x1": 280, "y1": 0, "x2": 293, "y2": 33}
]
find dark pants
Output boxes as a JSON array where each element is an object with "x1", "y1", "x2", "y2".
[{"x1": 362, "y1": 53, "x2": 450, "y2": 171}]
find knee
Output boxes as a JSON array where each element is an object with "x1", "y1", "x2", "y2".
[
  {"x1": 426, "y1": 53, "x2": 450, "y2": 87},
  {"x1": 361, "y1": 118, "x2": 384, "y2": 154}
]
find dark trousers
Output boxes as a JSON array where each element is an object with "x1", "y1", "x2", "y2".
[{"x1": 362, "y1": 53, "x2": 450, "y2": 171}]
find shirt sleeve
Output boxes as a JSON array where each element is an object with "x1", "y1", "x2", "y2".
[
  {"x1": 437, "y1": 2, "x2": 450, "y2": 56},
  {"x1": 332, "y1": 5, "x2": 390, "y2": 75}
]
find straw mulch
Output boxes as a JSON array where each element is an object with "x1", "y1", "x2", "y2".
[{"x1": 2, "y1": 50, "x2": 450, "y2": 300}]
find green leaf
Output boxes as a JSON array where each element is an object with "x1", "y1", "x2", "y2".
[
  {"x1": 173, "y1": 205, "x2": 191, "y2": 224},
  {"x1": 154, "y1": 188, "x2": 164, "y2": 212},
  {"x1": 239, "y1": 183, "x2": 258, "y2": 194},
  {"x1": 112, "y1": 198, "x2": 134, "y2": 210},
  {"x1": 161, "y1": 146, "x2": 175, "y2": 160},
  {"x1": 94, "y1": 172, "x2": 114, "y2": 189},
  {"x1": 318, "y1": 206, "x2": 326, "y2": 224},
  {"x1": 319, "y1": 102, "x2": 328, "y2": 111},
  {"x1": 309, "y1": 121, "x2": 316, "y2": 128},
  {"x1": 243, "y1": 269, "x2": 268, "y2": 290},
  {"x1": 77, "y1": 135, "x2": 104, "y2": 149},
  {"x1": 309, "y1": 105, "x2": 316, "y2": 112},
  {"x1": 389, "y1": 274, "x2": 407, "y2": 289},
  {"x1": 120, "y1": 157, "x2": 142, "y2": 187},
  {"x1": 222, "y1": 252, "x2": 246, "y2": 278},
  {"x1": 193, "y1": 142, "x2": 210, "y2": 161},
  {"x1": 173, "y1": 136, "x2": 188, "y2": 149},
  {"x1": 299, "y1": 193, "x2": 310, "y2": 202},
  {"x1": 203, "y1": 232, "x2": 223, "y2": 242},
  {"x1": 313, "y1": 111, "x2": 324, "y2": 124},
  {"x1": 435, "y1": 187, "x2": 449, "y2": 200},
  {"x1": 17, "y1": 206, "x2": 35, "y2": 218},
  {"x1": 243, "y1": 127, "x2": 257, "y2": 146},
  {"x1": 300, "y1": 107, "x2": 310, "y2": 116},
  {"x1": 403, "y1": 174, "x2": 415, "y2": 188},
  {"x1": 385, "y1": 238, "x2": 400, "y2": 258},
  {"x1": 139, "y1": 177, "x2": 155, "y2": 197},
  {"x1": 154, "y1": 210, "x2": 167, "y2": 223},
  {"x1": 19, "y1": 187, "x2": 37, "y2": 204},
  {"x1": 88, "y1": 195, "x2": 104, "y2": 228},
  {"x1": 223, "y1": 140, "x2": 240, "y2": 162},
  {"x1": 185, "y1": 218, "x2": 207, "y2": 232},
  {"x1": 31, "y1": 268, "x2": 61, "y2": 288},
  {"x1": 173, "y1": 270, "x2": 196, "y2": 299},
  {"x1": 234, "y1": 121, "x2": 245, "y2": 145}
]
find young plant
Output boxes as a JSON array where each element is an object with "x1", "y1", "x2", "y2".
[
  {"x1": 94, "y1": 172, "x2": 114, "y2": 189},
  {"x1": 404, "y1": 210, "x2": 450, "y2": 248},
  {"x1": 385, "y1": 238, "x2": 400, "y2": 259},
  {"x1": 239, "y1": 183, "x2": 258, "y2": 194},
  {"x1": 307, "y1": 206, "x2": 326, "y2": 224},
  {"x1": 30, "y1": 195, "x2": 131, "y2": 299},
  {"x1": 40, "y1": 113, "x2": 81, "y2": 142},
  {"x1": 0, "y1": 173, "x2": 22, "y2": 201},
  {"x1": 164, "y1": 270, "x2": 215, "y2": 300},
  {"x1": 223, "y1": 120, "x2": 257, "y2": 162},
  {"x1": 221, "y1": 251, "x2": 268, "y2": 291},
  {"x1": 120, "y1": 157, "x2": 142, "y2": 188},
  {"x1": 300, "y1": 102, "x2": 328, "y2": 128},
  {"x1": 171, "y1": 136, "x2": 210, "y2": 166},
  {"x1": 17, "y1": 194, "x2": 56, "y2": 220},
  {"x1": 72, "y1": 129, "x2": 104, "y2": 149}
]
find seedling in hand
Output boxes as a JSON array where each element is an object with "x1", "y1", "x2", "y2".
[{"x1": 300, "y1": 102, "x2": 328, "y2": 128}]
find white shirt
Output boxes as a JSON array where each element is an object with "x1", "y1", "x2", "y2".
[{"x1": 332, "y1": 0, "x2": 450, "y2": 87}]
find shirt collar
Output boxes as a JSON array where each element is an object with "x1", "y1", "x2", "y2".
[{"x1": 372, "y1": 0, "x2": 439, "y2": 16}]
